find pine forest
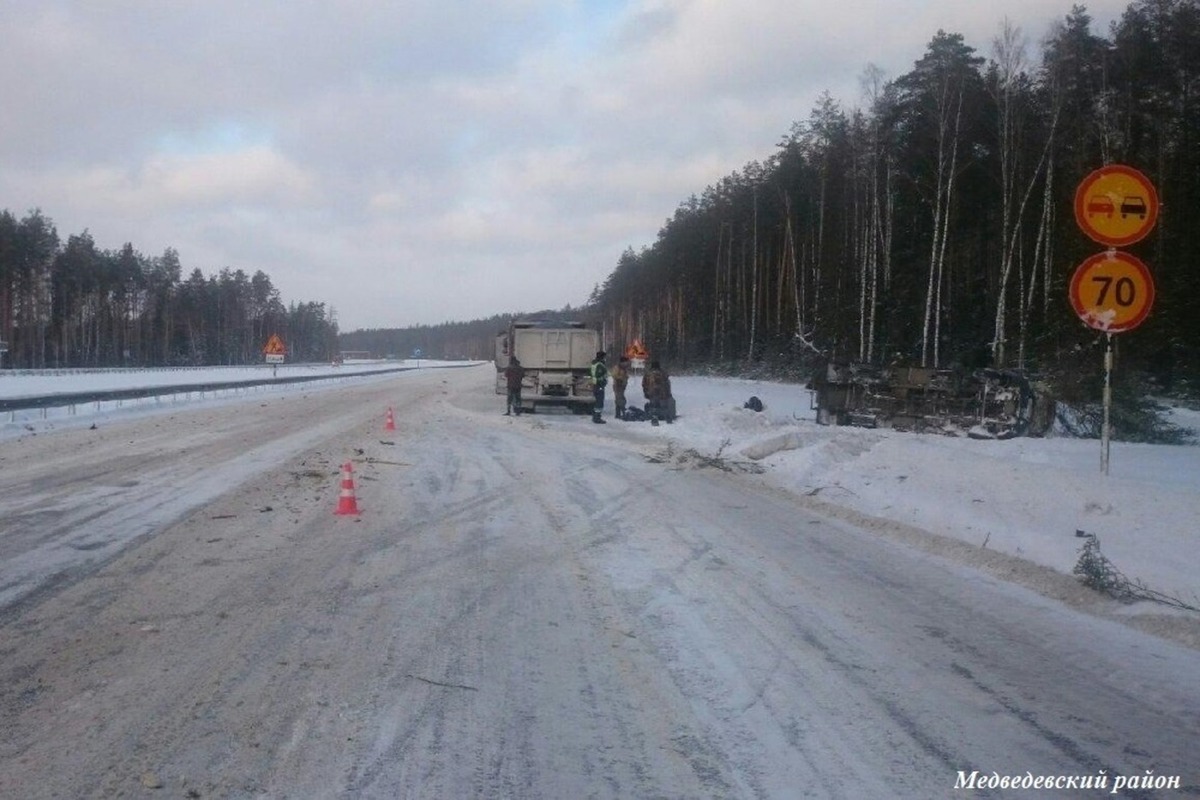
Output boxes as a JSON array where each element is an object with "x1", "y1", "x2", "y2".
[
  {"x1": 0, "y1": 220, "x2": 339, "y2": 369},
  {"x1": 6, "y1": 2, "x2": 1200, "y2": 418},
  {"x1": 585, "y1": 2, "x2": 1199, "y2": 407}
]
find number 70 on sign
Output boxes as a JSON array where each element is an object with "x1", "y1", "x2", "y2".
[{"x1": 1068, "y1": 250, "x2": 1155, "y2": 334}]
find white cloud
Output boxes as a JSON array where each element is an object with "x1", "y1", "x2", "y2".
[
  {"x1": 0, "y1": 0, "x2": 1133, "y2": 330},
  {"x1": 35, "y1": 146, "x2": 316, "y2": 221}
]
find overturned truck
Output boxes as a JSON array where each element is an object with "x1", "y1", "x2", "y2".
[{"x1": 809, "y1": 362, "x2": 1053, "y2": 439}]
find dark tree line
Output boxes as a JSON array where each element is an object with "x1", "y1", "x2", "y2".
[
  {"x1": 340, "y1": 309, "x2": 588, "y2": 362},
  {"x1": 0, "y1": 210, "x2": 339, "y2": 368},
  {"x1": 584, "y1": 1, "x2": 1200, "y2": 397}
]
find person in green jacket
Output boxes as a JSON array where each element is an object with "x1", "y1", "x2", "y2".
[{"x1": 589, "y1": 351, "x2": 608, "y2": 424}]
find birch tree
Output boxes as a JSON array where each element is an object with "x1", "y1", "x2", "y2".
[
  {"x1": 890, "y1": 32, "x2": 985, "y2": 367},
  {"x1": 989, "y1": 19, "x2": 1058, "y2": 368}
]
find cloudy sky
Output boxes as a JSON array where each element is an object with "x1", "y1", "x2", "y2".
[{"x1": 1, "y1": 1, "x2": 1131, "y2": 332}]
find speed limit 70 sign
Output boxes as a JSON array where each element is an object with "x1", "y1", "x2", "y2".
[{"x1": 1068, "y1": 250, "x2": 1155, "y2": 333}]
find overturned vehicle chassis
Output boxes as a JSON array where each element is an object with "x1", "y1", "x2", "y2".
[{"x1": 809, "y1": 362, "x2": 1047, "y2": 439}]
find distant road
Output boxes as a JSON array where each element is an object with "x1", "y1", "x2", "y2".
[{"x1": 0, "y1": 360, "x2": 479, "y2": 412}]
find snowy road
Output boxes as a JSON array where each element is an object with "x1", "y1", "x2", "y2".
[{"x1": 1, "y1": 365, "x2": 1197, "y2": 798}]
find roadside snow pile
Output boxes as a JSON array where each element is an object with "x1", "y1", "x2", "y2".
[{"x1": 659, "y1": 376, "x2": 1200, "y2": 608}]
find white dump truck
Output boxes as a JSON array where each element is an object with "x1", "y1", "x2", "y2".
[{"x1": 495, "y1": 320, "x2": 600, "y2": 414}]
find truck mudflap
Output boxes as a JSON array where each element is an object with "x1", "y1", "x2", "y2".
[
  {"x1": 513, "y1": 372, "x2": 594, "y2": 413},
  {"x1": 519, "y1": 398, "x2": 594, "y2": 414}
]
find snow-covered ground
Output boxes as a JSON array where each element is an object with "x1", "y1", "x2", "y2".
[
  {"x1": 0, "y1": 359, "x2": 455, "y2": 427},
  {"x1": 3, "y1": 362, "x2": 1198, "y2": 796},
  {"x1": 655, "y1": 376, "x2": 1200, "y2": 610},
  {"x1": 0, "y1": 359, "x2": 427, "y2": 399},
  {"x1": 3, "y1": 364, "x2": 1198, "y2": 612}
]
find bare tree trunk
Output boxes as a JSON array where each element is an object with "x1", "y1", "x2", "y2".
[
  {"x1": 722, "y1": 224, "x2": 733, "y2": 362},
  {"x1": 922, "y1": 76, "x2": 964, "y2": 368},
  {"x1": 1040, "y1": 157, "x2": 1056, "y2": 317},
  {"x1": 857, "y1": 218, "x2": 868, "y2": 361},
  {"x1": 712, "y1": 222, "x2": 724, "y2": 361},
  {"x1": 1020, "y1": 149, "x2": 1056, "y2": 368},
  {"x1": 783, "y1": 193, "x2": 803, "y2": 339},
  {"x1": 747, "y1": 186, "x2": 759, "y2": 362},
  {"x1": 859, "y1": 64, "x2": 886, "y2": 362},
  {"x1": 775, "y1": 239, "x2": 786, "y2": 333},
  {"x1": 869, "y1": 157, "x2": 895, "y2": 361},
  {"x1": 921, "y1": 114, "x2": 947, "y2": 366},
  {"x1": 813, "y1": 159, "x2": 827, "y2": 335},
  {"x1": 991, "y1": 20, "x2": 1022, "y2": 367},
  {"x1": 990, "y1": 20, "x2": 1058, "y2": 369}
]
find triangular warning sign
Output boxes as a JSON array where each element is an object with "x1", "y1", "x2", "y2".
[{"x1": 263, "y1": 334, "x2": 286, "y2": 355}]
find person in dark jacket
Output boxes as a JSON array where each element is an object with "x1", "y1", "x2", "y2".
[
  {"x1": 589, "y1": 351, "x2": 608, "y2": 424},
  {"x1": 610, "y1": 355, "x2": 631, "y2": 419},
  {"x1": 503, "y1": 357, "x2": 526, "y2": 415},
  {"x1": 641, "y1": 360, "x2": 675, "y2": 424}
]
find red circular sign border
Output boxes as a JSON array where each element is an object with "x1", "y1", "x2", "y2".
[
  {"x1": 1072, "y1": 164, "x2": 1159, "y2": 248},
  {"x1": 1068, "y1": 250, "x2": 1155, "y2": 333}
]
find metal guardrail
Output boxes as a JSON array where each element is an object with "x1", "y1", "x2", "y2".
[{"x1": 0, "y1": 363, "x2": 479, "y2": 413}]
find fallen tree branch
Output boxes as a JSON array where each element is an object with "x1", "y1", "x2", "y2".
[
  {"x1": 406, "y1": 674, "x2": 479, "y2": 691},
  {"x1": 1073, "y1": 531, "x2": 1200, "y2": 612}
]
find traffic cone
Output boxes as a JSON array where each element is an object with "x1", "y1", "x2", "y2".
[
  {"x1": 384, "y1": 407, "x2": 396, "y2": 431},
  {"x1": 334, "y1": 461, "x2": 361, "y2": 515}
]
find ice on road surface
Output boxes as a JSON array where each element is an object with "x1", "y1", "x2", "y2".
[{"x1": 1, "y1": 364, "x2": 1197, "y2": 798}]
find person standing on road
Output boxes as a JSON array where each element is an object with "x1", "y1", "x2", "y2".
[
  {"x1": 642, "y1": 359, "x2": 674, "y2": 425},
  {"x1": 589, "y1": 351, "x2": 608, "y2": 424},
  {"x1": 504, "y1": 357, "x2": 526, "y2": 416},
  {"x1": 610, "y1": 355, "x2": 630, "y2": 420}
]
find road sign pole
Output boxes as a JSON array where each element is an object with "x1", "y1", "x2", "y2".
[
  {"x1": 1101, "y1": 333, "x2": 1113, "y2": 476},
  {"x1": 1072, "y1": 164, "x2": 1159, "y2": 477}
]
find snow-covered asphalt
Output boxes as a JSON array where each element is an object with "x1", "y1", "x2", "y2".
[{"x1": 1, "y1": 365, "x2": 1196, "y2": 798}]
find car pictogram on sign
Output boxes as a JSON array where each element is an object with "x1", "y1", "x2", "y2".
[
  {"x1": 1086, "y1": 196, "x2": 1115, "y2": 218},
  {"x1": 1120, "y1": 196, "x2": 1147, "y2": 219}
]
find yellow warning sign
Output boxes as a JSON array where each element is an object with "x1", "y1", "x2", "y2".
[
  {"x1": 263, "y1": 334, "x2": 286, "y2": 355},
  {"x1": 263, "y1": 334, "x2": 286, "y2": 362}
]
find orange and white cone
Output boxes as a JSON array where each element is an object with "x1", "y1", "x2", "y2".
[
  {"x1": 384, "y1": 407, "x2": 396, "y2": 431},
  {"x1": 334, "y1": 461, "x2": 361, "y2": 515}
]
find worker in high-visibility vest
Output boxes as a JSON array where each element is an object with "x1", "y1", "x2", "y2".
[{"x1": 589, "y1": 351, "x2": 608, "y2": 424}]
